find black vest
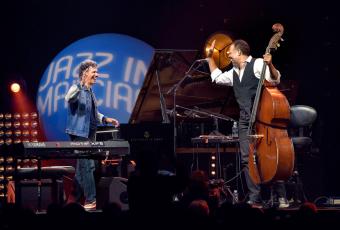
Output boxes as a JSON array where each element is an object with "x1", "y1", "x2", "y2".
[
  {"x1": 232, "y1": 58, "x2": 259, "y2": 118},
  {"x1": 89, "y1": 89, "x2": 97, "y2": 130}
]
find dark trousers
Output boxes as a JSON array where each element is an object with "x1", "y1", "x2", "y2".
[
  {"x1": 238, "y1": 117, "x2": 261, "y2": 202},
  {"x1": 239, "y1": 110, "x2": 287, "y2": 202},
  {"x1": 69, "y1": 129, "x2": 97, "y2": 204}
]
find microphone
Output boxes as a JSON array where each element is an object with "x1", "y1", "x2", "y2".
[
  {"x1": 195, "y1": 58, "x2": 208, "y2": 63},
  {"x1": 193, "y1": 58, "x2": 208, "y2": 70}
]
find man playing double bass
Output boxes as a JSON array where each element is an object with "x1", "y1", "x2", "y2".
[{"x1": 206, "y1": 39, "x2": 289, "y2": 208}]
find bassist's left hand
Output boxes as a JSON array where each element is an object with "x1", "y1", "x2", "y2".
[{"x1": 263, "y1": 53, "x2": 272, "y2": 66}]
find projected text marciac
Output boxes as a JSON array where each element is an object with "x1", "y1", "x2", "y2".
[{"x1": 37, "y1": 52, "x2": 147, "y2": 116}]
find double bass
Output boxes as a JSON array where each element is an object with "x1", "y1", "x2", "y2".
[{"x1": 248, "y1": 23, "x2": 295, "y2": 184}]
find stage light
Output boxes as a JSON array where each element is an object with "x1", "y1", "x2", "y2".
[
  {"x1": 31, "y1": 121, "x2": 38, "y2": 128},
  {"x1": 22, "y1": 113, "x2": 29, "y2": 120},
  {"x1": 10, "y1": 83, "x2": 21, "y2": 93},
  {"x1": 14, "y1": 130, "x2": 21, "y2": 136},
  {"x1": 210, "y1": 153, "x2": 217, "y2": 178},
  {"x1": 4, "y1": 122, "x2": 12, "y2": 128},
  {"x1": 22, "y1": 130, "x2": 29, "y2": 137},
  {"x1": 5, "y1": 138, "x2": 12, "y2": 145},
  {"x1": 0, "y1": 110, "x2": 40, "y2": 200},
  {"x1": 5, "y1": 130, "x2": 12, "y2": 137},
  {"x1": 6, "y1": 157, "x2": 13, "y2": 164},
  {"x1": 14, "y1": 138, "x2": 21, "y2": 144},
  {"x1": 30, "y1": 112, "x2": 38, "y2": 119},
  {"x1": 13, "y1": 121, "x2": 20, "y2": 128},
  {"x1": 22, "y1": 121, "x2": 30, "y2": 128},
  {"x1": 5, "y1": 176, "x2": 13, "y2": 180},
  {"x1": 13, "y1": 113, "x2": 21, "y2": 120},
  {"x1": 5, "y1": 113, "x2": 12, "y2": 120},
  {"x1": 31, "y1": 130, "x2": 38, "y2": 137},
  {"x1": 5, "y1": 166, "x2": 13, "y2": 173}
]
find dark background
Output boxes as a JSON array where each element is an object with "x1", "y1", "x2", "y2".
[{"x1": 0, "y1": 0, "x2": 339, "y2": 200}]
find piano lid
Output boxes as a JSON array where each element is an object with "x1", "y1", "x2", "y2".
[{"x1": 129, "y1": 49, "x2": 298, "y2": 124}]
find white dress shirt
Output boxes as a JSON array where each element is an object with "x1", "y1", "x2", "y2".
[{"x1": 211, "y1": 56, "x2": 281, "y2": 86}]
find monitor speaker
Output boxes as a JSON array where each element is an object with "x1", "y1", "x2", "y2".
[
  {"x1": 9, "y1": 179, "x2": 64, "y2": 211},
  {"x1": 97, "y1": 177, "x2": 128, "y2": 210}
]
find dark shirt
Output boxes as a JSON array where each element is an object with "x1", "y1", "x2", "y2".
[{"x1": 89, "y1": 90, "x2": 97, "y2": 130}]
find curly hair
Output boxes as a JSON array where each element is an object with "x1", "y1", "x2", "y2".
[{"x1": 78, "y1": 59, "x2": 97, "y2": 79}]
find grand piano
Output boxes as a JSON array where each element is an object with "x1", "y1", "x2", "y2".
[{"x1": 119, "y1": 49, "x2": 298, "y2": 175}]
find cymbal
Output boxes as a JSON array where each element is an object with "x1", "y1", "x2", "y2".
[{"x1": 203, "y1": 32, "x2": 233, "y2": 69}]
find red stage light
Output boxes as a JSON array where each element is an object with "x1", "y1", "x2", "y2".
[{"x1": 10, "y1": 83, "x2": 21, "y2": 93}]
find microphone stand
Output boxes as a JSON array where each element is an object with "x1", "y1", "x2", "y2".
[
  {"x1": 166, "y1": 59, "x2": 207, "y2": 165},
  {"x1": 155, "y1": 68, "x2": 170, "y2": 123},
  {"x1": 176, "y1": 105, "x2": 235, "y2": 123}
]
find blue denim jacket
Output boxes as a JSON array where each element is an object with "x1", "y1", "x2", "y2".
[{"x1": 65, "y1": 83, "x2": 104, "y2": 138}]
